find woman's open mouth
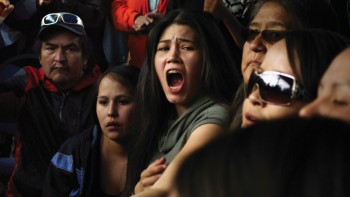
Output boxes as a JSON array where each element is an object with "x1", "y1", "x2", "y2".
[{"x1": 167, "y1": 69, "x2": 184, "y2": 93}]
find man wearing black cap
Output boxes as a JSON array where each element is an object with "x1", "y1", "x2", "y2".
[{"x1": 0, "y1": 12, "x2": 101, "y2": 196}]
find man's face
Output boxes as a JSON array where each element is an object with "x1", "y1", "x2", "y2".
[{"x1": 39, "y1": 31, "x2": 87, "y2": 89}]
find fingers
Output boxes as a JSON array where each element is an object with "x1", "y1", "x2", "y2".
[
  {"x1": 146, "y1": 12, "x2": 162, "y2": 20},
  {"x1": 133, "y1": 15, "x2": 152, "y2": 31},
  {"x1": 134, "y1": 157, "x2": 167, "y2": 194},
  {"x1": 141, "y1": 157, "x2": 167, "y2": 178},
  {"x1": 140, "y1": 174, "x2": 163, "y2": 190},
  {"x1": 2, "y1": 4, "x2": 13, "y2": 16},
  {"x1": 152, "y1": 157, "x2": 166, "y2": 166},
  {"x1": 133, "y1": 12, "x2": 164, "y2": 31},
  {"x1": 0, "y1": 2, "x2": 13, "y2": 23}
]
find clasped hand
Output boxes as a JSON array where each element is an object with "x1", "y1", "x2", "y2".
[{"x1": 134, "y1": 157, "x2": 167, "y2": 194}]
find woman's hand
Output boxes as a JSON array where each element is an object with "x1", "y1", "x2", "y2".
[
  {"x1": 0, "y1": 0, "x2": 14, "y2": 24},
  {"x1": 134, "y1": 157, "x2": 167, "y2": 194}
]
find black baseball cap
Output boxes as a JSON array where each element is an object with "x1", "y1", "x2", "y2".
[{"x1": 38, "y1": 12, "x2": 86, "y2": 39}]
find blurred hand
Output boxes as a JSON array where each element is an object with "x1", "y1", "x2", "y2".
[
  {"x1": 134, "y1": 157, "x2": 167, "y2": 194},
  {"x1": 133, "y1": 10, "x2": 163, "y2": 32},
  {"x1": 0, "y1": 0, "x2": 14, "y2": 24}
]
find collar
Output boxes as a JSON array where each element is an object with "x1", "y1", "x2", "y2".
[{"x1": 24, "y1": 65, "x2": 101, "y2": 93}]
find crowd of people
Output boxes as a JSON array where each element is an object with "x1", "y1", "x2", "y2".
[{"x1": 0, "y1": 0, "x2": 350, "y2": 196}]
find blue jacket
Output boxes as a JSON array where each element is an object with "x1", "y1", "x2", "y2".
[{"x1": 43, "y1": 125, "x2": 106, "y2": 197}]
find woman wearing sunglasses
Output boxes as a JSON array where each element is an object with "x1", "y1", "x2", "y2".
[
  {"x1": 220, "y1": 0, "x2": 344, "y2": 130},
  {"x1": 242, "y1": 29, "x2": 350, "y2": 128},
  {"x1": 239, "y1": 0, "x2": 340, "y2": 83}
]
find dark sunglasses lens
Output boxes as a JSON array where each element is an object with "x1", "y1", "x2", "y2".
[
  {"x1": 262, "y1": 30, "x2": 284, "y2": 43},
  {"x1": 259, "y1": 74, "x2": 293, "y2": 104},
  {"x1": 43, "y1": 14, "x2": 58, "y2": 25},
  {"x1": 62, "y1": 14, "x2": 78, "y2": 24},
  {"x1": 243, "y1": 29, "x2": 259, "y2": 42}
]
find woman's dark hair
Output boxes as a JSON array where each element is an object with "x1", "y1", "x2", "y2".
[
  {"x1": 284, "y1": 29, "x2": 350, "y2": 101},
  {"x1": 176, "y1": 117, "x2": 350, "y2": 197},
  {"x1": 123, "y1": 9, "x2": 241, "y2": 196}
]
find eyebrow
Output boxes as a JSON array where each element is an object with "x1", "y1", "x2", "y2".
[
  {"x1": 97, "y1": 95, "x2": 132, "y2": 101},
  {"x1": 158, "y1": 37, "x2": 195, "y2": 44},
  {"x1": 319, "y1": 81, "x2": 350, "y2": 93},
  {"x1": 250, "y1": 21, "x2": 287, "y2": 29},
  {"x1": 43, "y1": 41, "x2": 80, "y2": 48}
]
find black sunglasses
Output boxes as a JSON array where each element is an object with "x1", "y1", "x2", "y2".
[
  {"x1": 245, "y1": 70, "x2": 308, "y2": 106},
  {"x1": 242, "y1": 28, "x2": 285, "y2": 44}
]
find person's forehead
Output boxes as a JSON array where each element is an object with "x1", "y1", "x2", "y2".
[
  {"x1": 322, "y1": 48, "x2": 350, "y2": 83},
  {"x1": 261, "y1": 40, "x2": 290, "y2": 72},
  {"x1": 160, "y1": 24, "x2": 197, "y2": 40},
  {"x1": 333, "y1": 48, "x2": 350, "y2": 70},
  {"x1": 250, "y1": 2, "x2": 290, "y2": 29},
  {"x1": 41, "y1": 31, "x2": 81, "y2": 43}
]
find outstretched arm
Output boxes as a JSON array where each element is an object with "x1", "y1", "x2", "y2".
[{"x1": 204, "y1": 0, "x2": 245, "y2": 48}]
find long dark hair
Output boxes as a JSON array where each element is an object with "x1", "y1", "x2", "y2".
[
  {"x1": 284, "y1": 29, "x2": 350, "y2": 101},
  {"x1": 123, "y1": 9, "x2": 241, "y2": 196}
]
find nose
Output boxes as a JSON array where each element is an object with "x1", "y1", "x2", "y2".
[
  {"x1": 248, "y1": 33, "x2": 268, "y2": 53},
  {"x1": 107, "y1": 103, "x2": 118, "y2": 118},
  {"x1": 299, "y1": 98, "x2": 323, "y2": 118},
  {"x1": 54, "y1": 48, "x2": 67, "y2": 62},
  {"x1": 248, "y1": 85, "x2": 263, "y2": 106},
  {"x1": 166, "y1": 45, "x2": 181, "y2": 64}
]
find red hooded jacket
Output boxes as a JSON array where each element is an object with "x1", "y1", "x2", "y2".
[{"x1": 111, "y1": 0, "x2": 169, "y2": 68}]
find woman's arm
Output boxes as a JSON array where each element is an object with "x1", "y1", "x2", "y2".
[
  {"x1": 133, "y1": 123, "x2": 225, "y2": 196},
  {"x1": 204, "y1": 0, "x2": 245, "y2": 48}
]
